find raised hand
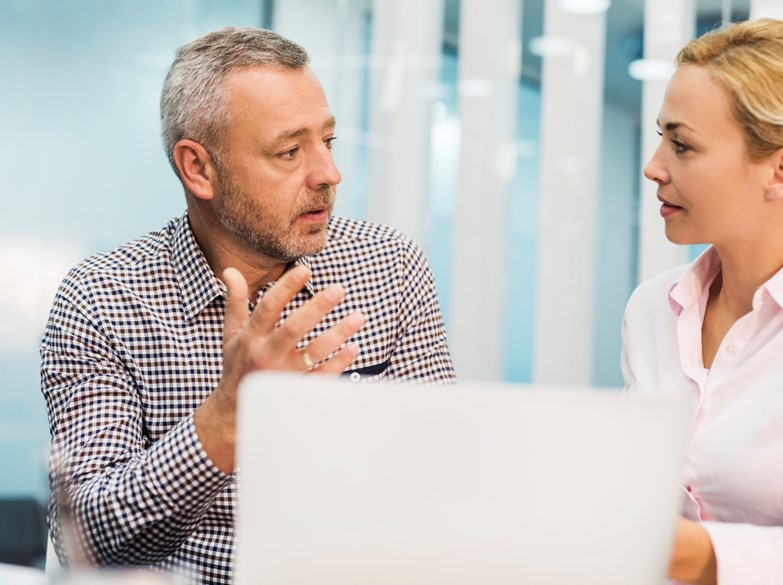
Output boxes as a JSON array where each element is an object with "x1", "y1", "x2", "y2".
[{"x1": 195, "y1": 265, "x2": 365, "y2": 472}]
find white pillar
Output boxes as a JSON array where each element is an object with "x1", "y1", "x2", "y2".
[
  {"x1": 532, "y1": 1, "x2": 607, "y2": 385},
  {"x1": 272, "y1": 0, "x2": 371, "y2": 221},
  {"x1": 750, "y1": 0, "x2": 783, "y2": 18},
  {"x1": 448, "y1": 0, "x2": 521, "y2": 381},
  {"x1": 364, "y1": 0, "x2": 445, "y2": 247},
  {"x1": 637, "y1": 1, "x2": 695, "y2": 283}
]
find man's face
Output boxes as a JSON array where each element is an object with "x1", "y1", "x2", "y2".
[{"x1": 211, "y1": 65, "x2": 341, "y2": 262}]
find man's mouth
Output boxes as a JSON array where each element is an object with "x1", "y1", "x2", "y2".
[{"x1": 298, "y1": 205, "x2": 331, "y2": 222}]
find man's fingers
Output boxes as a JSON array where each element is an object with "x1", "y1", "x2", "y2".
[
  {"x1": 223, "y1": 266, "x2": 362, "y2": 376},
  {"x1": 298, "y1": 312, "x2": 365, "y2": 365},
  {"x1": 309, "y1": 343, "x2": 361, "y2": 375},
  {"x1": 222, "y1": 268, "x2": 249, "y2": 343},
  {"x1": 269, "y1": 283, "x2": 347, "y2": 351},
  {"x1": 249, "y1": 265, "x2": 312, "y2": 334}
]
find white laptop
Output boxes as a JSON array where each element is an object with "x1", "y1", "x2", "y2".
[{"x1": 234, "y1": 374, "x2": 692, "y2": 585}]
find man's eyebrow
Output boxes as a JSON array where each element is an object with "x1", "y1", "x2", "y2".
[{"x1": 268, "y1": 116, "x2": 337, "y2": 150}]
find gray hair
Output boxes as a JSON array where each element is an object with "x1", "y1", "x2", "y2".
[{"x1": 160, "y1": 26, "x2": 309, "y2": 177}]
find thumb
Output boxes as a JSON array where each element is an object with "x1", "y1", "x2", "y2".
[{"x1": 222, "y1": 267, "x2": 249, "y2": 345}]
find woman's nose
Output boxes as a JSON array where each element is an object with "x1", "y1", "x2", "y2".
[{"x1": 643, "y1": 144, "x2": 668, "y2": 184}]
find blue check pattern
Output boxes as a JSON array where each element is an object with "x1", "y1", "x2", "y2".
[{"x1": 40, "y1": 212, "x2": 455, "y2": 584}]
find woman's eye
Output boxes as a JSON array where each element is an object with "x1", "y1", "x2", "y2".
[{"x1": 656, "y1": 129, "x2": 690, "y2": 154}]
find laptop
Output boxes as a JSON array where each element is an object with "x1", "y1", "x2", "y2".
[{"x1": 234, "y1": 373, "x2": 692, "y2": 585}]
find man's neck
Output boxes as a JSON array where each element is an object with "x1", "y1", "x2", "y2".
[{"x1": 186, "y1": 207, "x2": 290, "y2": 301}]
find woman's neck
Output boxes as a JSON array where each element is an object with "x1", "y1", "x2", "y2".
[{"x1": 711, "y1": 243, "x2": 783, "y2": 317}]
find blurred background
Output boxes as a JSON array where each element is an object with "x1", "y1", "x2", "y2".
[{"x1": 2, "y1": 0, "x2": 778, "y2": 570}]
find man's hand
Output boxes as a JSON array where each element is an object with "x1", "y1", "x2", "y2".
[
  {"x1": 194, "y1": 266, "x2": 365, "y2": 472},
  {"x1": 668, "y1": 517, "x2": 717, "y2": 585}
]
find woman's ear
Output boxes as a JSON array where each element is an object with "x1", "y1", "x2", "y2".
[
  {"x1": 173, "y1": 139, "x2": 218, "y2": 200},
  {"x1": 764, "y1": 146, "x2": 783, "y2": 201}
]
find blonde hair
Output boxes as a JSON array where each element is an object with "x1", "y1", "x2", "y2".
[{"x1": 677, "y1": 18, "x2": 783, "y2": 160}]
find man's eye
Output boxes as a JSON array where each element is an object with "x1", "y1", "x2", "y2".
[
  {"x1": 325, "y1": 136, "x2": 337, "y2": 150},
  {"x1": 279, "y1": 147, "x2": 299, "y2": 160}
]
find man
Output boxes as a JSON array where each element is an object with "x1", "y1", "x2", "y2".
[{"x1": 41, "y1": 27, "x2": 455, "y2": 584}]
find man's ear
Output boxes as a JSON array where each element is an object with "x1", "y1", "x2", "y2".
[
  {"x1": 764, "y1": 146, "x2": 783, "y2": 202},
  {"x1": 173, "y1": 139, "x2": 218, "y2": 200}
]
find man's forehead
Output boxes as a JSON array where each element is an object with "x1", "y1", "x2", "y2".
[
  {"x1": 221, "y1": 65, "x2": 333, "y2": 129},
  {"x1": 221, "y1": 65, "x2": 322, "y2": 104}
]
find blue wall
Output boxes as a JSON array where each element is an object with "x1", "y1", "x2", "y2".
[
  {"x1": 1, "y1": 0, "x2": 641, "y2": 503},
  {"x1": 0, "y1": 0, "x2": 265, "y2": 501}
]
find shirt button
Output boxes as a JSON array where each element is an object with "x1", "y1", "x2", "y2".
[
  {"x1": 350, "y1": 372, "x2": 361, "y2": 382},
  {"x1": 726, "y1": 345, "x2": 737, "y2": 356}
]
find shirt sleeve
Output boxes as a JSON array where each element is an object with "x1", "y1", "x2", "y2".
[
  {"x1": 386, "y1": 237, "x2": 456, "y2": 385},
  {"x1": 41, "y1": 276, "x2": 232, "y2": 567},
  {"x1": 702, "y1": 522, "x2": 783, "y2": 585}
]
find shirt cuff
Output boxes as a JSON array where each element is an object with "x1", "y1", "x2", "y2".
[
  {"x1": 144, "y1": 413, "x2": 232, "y2": 513},
  {"x1": 702, "y1": 521, "x2": 783, "y2": 585}
]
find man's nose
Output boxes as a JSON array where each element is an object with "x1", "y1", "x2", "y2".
[{"x1": 307, "y1": 144, "x2": 342, "y2": 189}]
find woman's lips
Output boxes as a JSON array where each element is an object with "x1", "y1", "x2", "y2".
[{"x1": 658, "y1": 196, "x2": 682, "y2": 218}]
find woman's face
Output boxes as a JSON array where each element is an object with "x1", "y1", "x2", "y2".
[{"x1": 644, "y1": 64, "x2": 774, "y2": 247}]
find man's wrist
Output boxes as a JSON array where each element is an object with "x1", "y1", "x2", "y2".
[{"x1": 193, "y1": 390, "x2": 236, "y2": 474}]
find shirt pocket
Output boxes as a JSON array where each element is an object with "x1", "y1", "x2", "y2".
[{"x1": 342, "y1": 360, "x2": 390, "y2": 383}]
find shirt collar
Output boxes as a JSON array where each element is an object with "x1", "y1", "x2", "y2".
[
  {"x1": 668, "y1": 247, "x2": 721, "y2": 315},
  {"x1": 171, "y1": 213, "x2": 225, "y2": 321},
  {"x1": 760, "y1": 263, "x2": 783, "y2": 310},
  {"x1": 668, "y1": 246, "x2": 783, "y2": 314},
  {"x1": 295, "y1": 255, "x2": 316, "y2": 296},
  {"x1": 171, "y1": 213, "x2": 317, "y2": 320},
  {"x1": 252, "y1": 256, "x2": 316, "y2": 303}
]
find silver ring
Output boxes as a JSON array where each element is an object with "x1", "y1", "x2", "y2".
[{"x1": 301, "y1": 350, "x2": 315, "y2": 370}]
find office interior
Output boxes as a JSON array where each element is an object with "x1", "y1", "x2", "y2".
[{"x1": 1, "y1": 0, "x2": 774, "y2": 571}]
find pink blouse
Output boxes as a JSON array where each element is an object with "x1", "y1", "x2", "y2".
[{"x1": 622, "y1": 247, "x2": 783, "y2": 585}]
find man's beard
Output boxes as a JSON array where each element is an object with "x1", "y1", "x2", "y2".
[{"x1": 213, "y1": 169, "x2": 334, "y2": 262}]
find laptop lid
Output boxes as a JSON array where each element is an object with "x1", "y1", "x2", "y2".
[{"x1": 234, "y1": 374, "x2": 691, "y2": 585}]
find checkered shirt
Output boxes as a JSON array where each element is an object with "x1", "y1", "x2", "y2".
[{"x1": 40, "y1": 212, "x2": 455, "y2": 584}]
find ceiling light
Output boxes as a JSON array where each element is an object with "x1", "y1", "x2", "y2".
[
  {"x1": 558, "y1": 0, "x2": 611, "y2": 14},
  {"x1": 628, "y1": 58, "x2": 675, "y2": 81},
  {"x1": 528, "y1": 36, "x2": 575, "y2": 57}
]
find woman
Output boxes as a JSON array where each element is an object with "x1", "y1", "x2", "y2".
[{"x1": 622, "y1": 18, "x2": 783, "y2": 585}]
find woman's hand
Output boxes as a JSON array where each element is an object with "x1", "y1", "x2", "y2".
[{"x1": 668, "y1": 517, "x2": 717, "y2": 584}]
